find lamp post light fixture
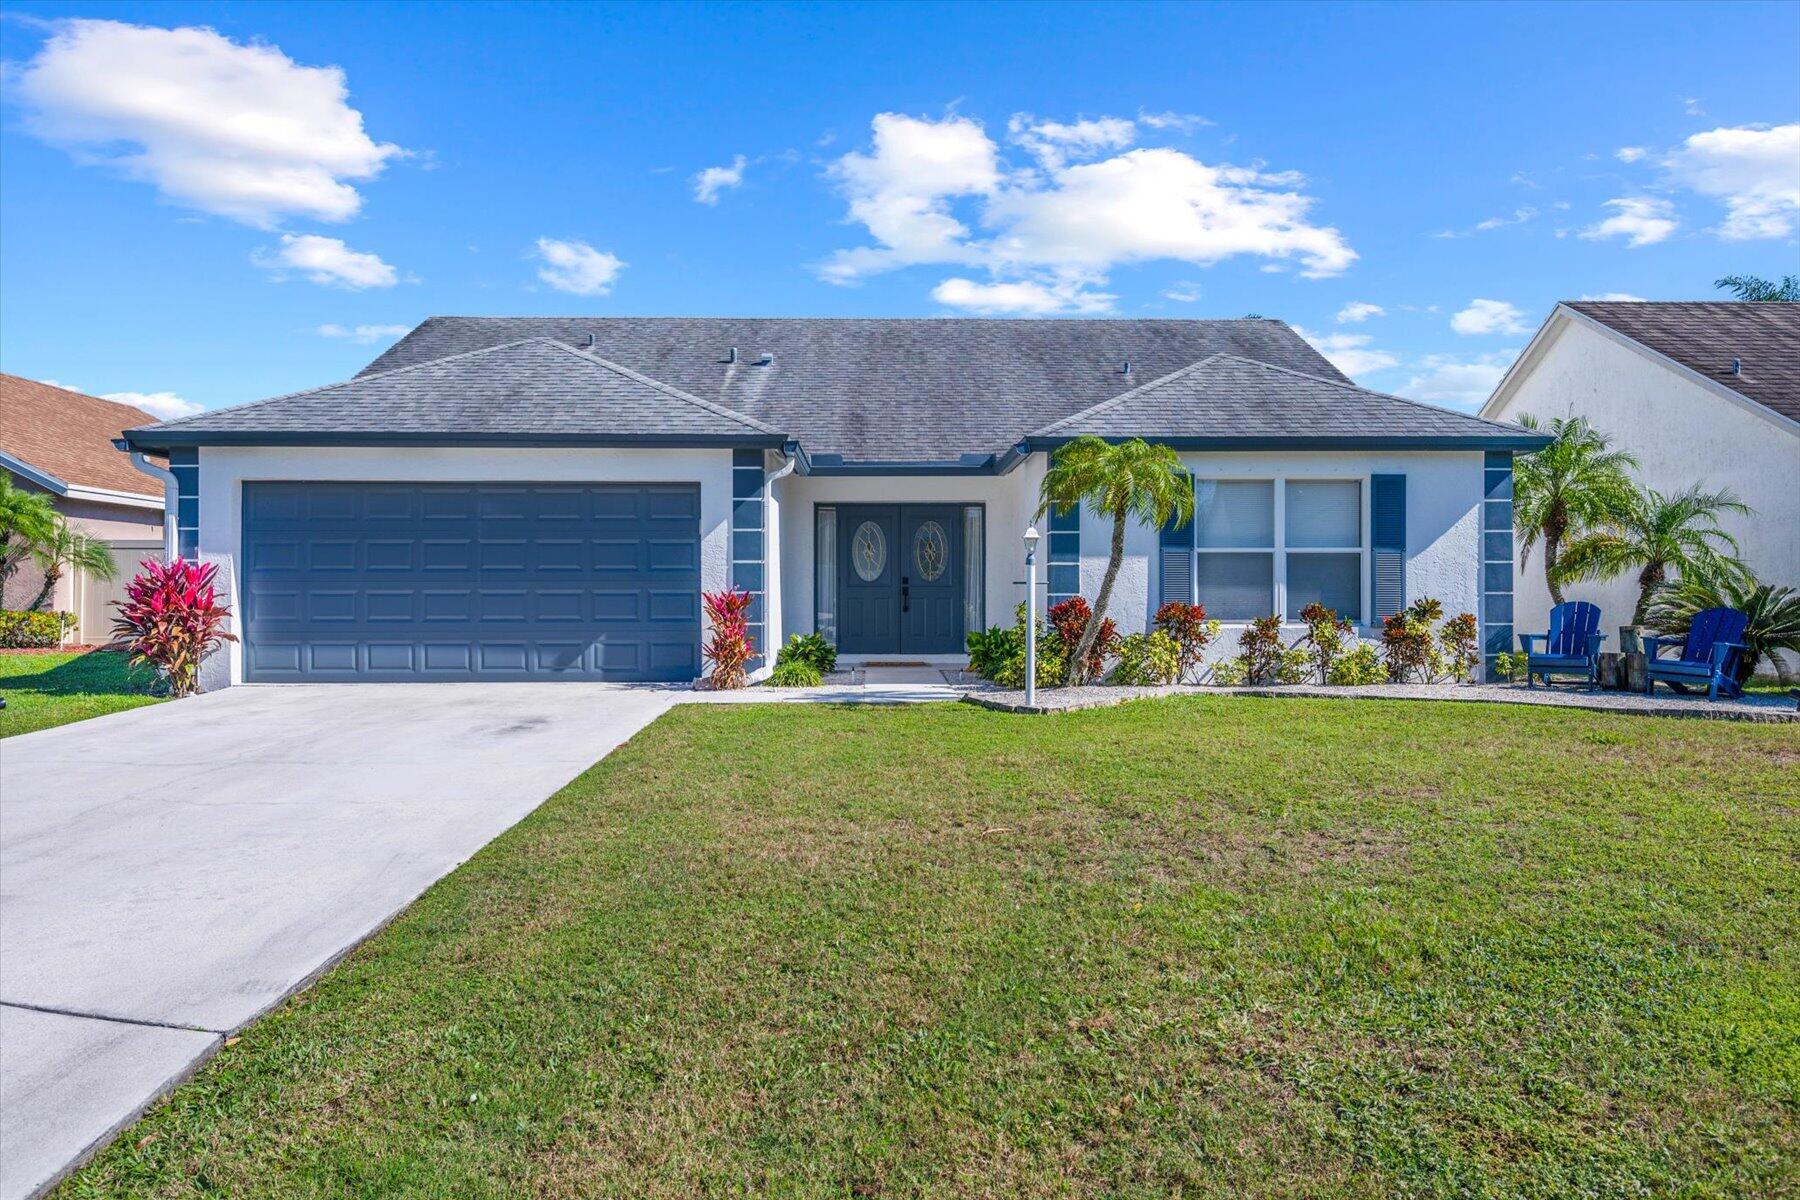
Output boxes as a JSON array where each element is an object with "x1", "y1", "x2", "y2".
[{"x1": 1022, "y1": 525, "x2": 1041, "y2": 707}]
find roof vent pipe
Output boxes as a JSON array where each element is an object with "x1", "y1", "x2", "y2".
[
  {"x1": 1122, "y1": 359, "x2": 1132, "y2": 375},
  {"x1": 758, "y1": 350, "x2": 774, "y2": 366},
  {"x1": 584, "y1": 333, "x2": 596, "y2": 349},
  {"x1": 727, "y1": 347, "x2": 738, "y2": 364},
  {"x1": 1730, "y1": 357, "x2": 1742, "y2": 375}
]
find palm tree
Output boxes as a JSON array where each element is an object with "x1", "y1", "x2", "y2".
[
  {"x1": 1555, "y1": 483, "x2": 1752, "y2": 626},
  {"x1": 1038, "y1": 436, "x2": 1193, "y2": 684},
  {"x1": 1715, "y1": 273, "x2": 1800, "y2": 302},
  {"x1": 1, "y1": 475, "x2": 60, "y2": 599},
  {"x1": 1646, "y1": 567, "x2": 1800, "y2": 686},
  {"x1": 1512, "y1": 414, "x2": 1638, "y2": 604},
  {"x1": 26, "y1": 519, "x2": 118, "y2": 611}
]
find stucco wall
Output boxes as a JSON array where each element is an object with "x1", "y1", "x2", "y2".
[
  {"x1": 1486, "y1": 319, "x2": 1800, "y2": 654},
  {"x1": 195, "y1": 446, "x2": 734, "y2": 689},
  {"x1": 775, "y1": 450, "x2": 1483, "y2": 663}
]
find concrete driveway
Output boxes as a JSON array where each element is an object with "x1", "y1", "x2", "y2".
[{"x1": 0, "y1": 683, "x2": 678, "y2": 1200}]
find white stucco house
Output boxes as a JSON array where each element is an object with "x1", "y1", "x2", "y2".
[
  {"x1": 1480, "y1": 301, "x2": 1800, "y2": 656},
  {"x1": 115, "y1": 318, "x2": 1546, "y2": 690}
]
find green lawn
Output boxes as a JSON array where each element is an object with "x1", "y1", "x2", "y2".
[
  {"x1": 63, "y1": 698, "x2": 1798, "y2": 1199},
  {"x1": 0, "y1": 651, "x2": 163, "y2": 738}
]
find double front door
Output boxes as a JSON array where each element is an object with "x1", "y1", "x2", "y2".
[{"x1": 836, "y1": 505, "x2": 965, "y2": 655}]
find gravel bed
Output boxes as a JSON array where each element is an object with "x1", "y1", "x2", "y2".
[{"x1": 963, "y1": 681, "x2": 1798, "y2": 722}]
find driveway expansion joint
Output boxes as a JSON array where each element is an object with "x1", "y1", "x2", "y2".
[{"x1": 0, "y1": 1000, "x2": 222, "y2": 1035}]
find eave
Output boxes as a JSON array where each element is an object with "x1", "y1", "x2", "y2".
[{"x1": 1, "y1": 448, "x2": 164, "y2": 509}]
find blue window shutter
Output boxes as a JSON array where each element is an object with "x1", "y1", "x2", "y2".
[
  {"x1": 1159, "y1": 474, "x2": 1195, "y2": 607},
  {"x1": 1370, "y1": 474, "x2": 1405, "y2": 619}
]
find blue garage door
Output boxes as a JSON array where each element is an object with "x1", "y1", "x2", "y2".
[{"x1": 242, "y1": 482, "x2": 701, "y2": 682}]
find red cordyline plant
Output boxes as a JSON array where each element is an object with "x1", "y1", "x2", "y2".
[
  {"x1": 110, "y1": 558, "x2": 237, "y2": 698},
  {"x1": 1048, "y1": 595, "x2": 1118, "y2": 681},
  {"x1": 1154, "y1": 601, "x2": 1215, "y2": 682},
  {"x1": 701, "y1": 588, "x2": 756, "y2": 689}
]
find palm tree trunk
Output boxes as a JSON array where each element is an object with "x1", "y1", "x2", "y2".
[
  {"x1": 1067, "y1": 509, "x2": 1127, "y2": 685},
  {"x1": 1543, "y1": 534, "x2": 1565, "y2": 605},
  {"x1": 28, "y1": 564, "x2": 63, "y2": 612},
  {"x1": 1631, "y1": 562, "x2": 1664, "y2": 627}
]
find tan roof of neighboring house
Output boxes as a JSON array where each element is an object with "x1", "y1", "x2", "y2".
[{"x1": 0, "y1": 373, "x2": 164, "y2": 497}]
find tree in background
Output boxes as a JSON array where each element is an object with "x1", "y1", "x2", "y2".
[
  {"x1": 1037, "y1": 436, "x2": 1193, "y2": 685},
  {"x1": 1555, "y1": 483, "x2": 1751, "y2": 626},
  {"x1": 1512, "y1": 415, "x2": 1638, "y2": 605},
  {"x1": 0, "y1": 476, "x2": 59, "y2": 600},
  {"x1": 1714, "y1": 274, "x2": 1800, "y2": 301},
  {"x1": 26, "y1": 521, "x2": 118, "y2": 611}
]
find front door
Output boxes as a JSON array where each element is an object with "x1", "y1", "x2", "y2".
[{"x1": 836, "y1": 505, "x2": 965, "y2": 655}]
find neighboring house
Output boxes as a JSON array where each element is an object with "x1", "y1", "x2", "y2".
[
  {"x1": 116, "y1": 318, "x2": 1545, "y2": 689},
  {"x1": 1480, "y1": 301, "x2": 1800, "y2": 654},
  {"x1": 1, "y1": 374, "x2": 167, "y2": 642}
]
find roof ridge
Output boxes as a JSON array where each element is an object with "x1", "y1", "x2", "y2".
[
  {"x1": 548, "y1": 340, "x2": 783, "y2": 434},
  {"x1": 1030, "y1": 354, "x2": 1230, "y2": 436},
  {"x1": 142, "y1": 337, "x2": 570, "y2": 431}
]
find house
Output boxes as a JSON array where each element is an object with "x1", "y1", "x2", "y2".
[
  {"x1": 115, "y1": 318, "x2": 1546, "y2": 689},
  {"x1": 1480, "y1": 301, "x2": 1800, "y2": 652},
  {"x1": 1, "y1": 374, "x2": 166, "y2": 642}
]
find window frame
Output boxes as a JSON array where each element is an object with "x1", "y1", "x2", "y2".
[{"x1": 1189, "y1": 474, "x2": 1371, "y2": 626}]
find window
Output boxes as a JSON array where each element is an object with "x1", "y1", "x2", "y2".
[
  {"x1": 1190, "y1": 478, "x2": 1365, "y2": 623},
  {"x1": 815, "y1": 506, "x2": 836, "y2": 644},
  {"x1": 962, "y1": 505, "x2": 984, "y2": 634}
]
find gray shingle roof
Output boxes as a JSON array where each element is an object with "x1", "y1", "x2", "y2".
[
  {"x1": 1565, "y1": 301, "x2": 1800, "y2": 423},
  {"x1": 357, "y1": 316, "x2": 1350, "y2": 461},
  {"x1": 142, "y1": 338, "x2": 781, "y2": 443},
  {"x1": 1034, "y1": 354, "x2": 1547, "y2": 446}
]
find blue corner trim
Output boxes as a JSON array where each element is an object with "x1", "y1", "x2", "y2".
[
  {"x1": 1480, "y1": 452, "x2": 1515, "y2": 678},
  {"x1": 731, "y1": 451, "x2": 766, "y2": 667}
]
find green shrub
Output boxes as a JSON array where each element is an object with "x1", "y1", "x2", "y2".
[
  {"x1": 970, "y1": 603, "x2": 1068, "y2": 688},
  {"x1": 776, "y1": 631, "x2": 837, "y2": 675},
  {"x1": 1210, "y1": 658, "x2": 1246, "y2": 686},
  {"x1": 1490, "y1": 649, "x2": 1528, "y2": 683},
  {"x1": 0, "y1": 609, "x2": 75, "y2": 648},
  {"x1": 965, "y1": 624, "x2": 1022, "y2": 679},
  {"x1": 1277, "y1": 646, "x2": 1311, "y2": 684},
  {"x1": 1111, "y1": 630, "x2": 1182, "y2": 686},
  {"x1": 766, "y1": 658, "x2": 823, "y2": 687},
  {"x1": 1328, "y1": 643, "x2": 1386, "y2": 685},
  {"x1": 1438, "y1": 612, "x2": 1482, "y2": 681}
]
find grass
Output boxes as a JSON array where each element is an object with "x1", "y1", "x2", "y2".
[
  {"x1": 63, "y1": 697, "x2": 1798, "y2": 1199},
  {"x1": 0, "y1": 650, "x2": 163, "y2": 738}
]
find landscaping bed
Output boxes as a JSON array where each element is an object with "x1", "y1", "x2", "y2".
[{"x1": 62, "y1": 698, "x2": 1799, "y2": 1198}]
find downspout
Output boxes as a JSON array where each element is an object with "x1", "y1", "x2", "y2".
[
  {"x1": 126, "y1": 449, "x2": 179, "y2": 561},
  {"x1": 762, "y1": 450, "x2": 798, "y2": 658}
]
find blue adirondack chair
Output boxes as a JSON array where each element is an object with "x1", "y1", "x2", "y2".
[
  {"x1": 1518, "y1": 601, "x2": 1606, "y2": 689},
  {"x1": 1644, "y1": 606, "x2": 1750, "y2": 700}
]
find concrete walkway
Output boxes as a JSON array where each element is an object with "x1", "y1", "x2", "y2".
[{"x1": 0, "y1": 683, "x2": 678, "y2": 1200}]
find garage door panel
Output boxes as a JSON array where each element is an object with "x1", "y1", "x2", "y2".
[{"x1": 244, "y1": 482, "x2": 701, "y2": 681}]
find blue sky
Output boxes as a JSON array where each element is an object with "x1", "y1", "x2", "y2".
[{"x1": 2, "y1": 0, "x2": 1796, "y2": 419}]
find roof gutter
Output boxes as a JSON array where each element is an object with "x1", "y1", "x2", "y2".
[
  {"x1": 1024, "y1": 433, "x2": 1554, "y2": 452},
  {"x1": 118, "y1": 446, "x2": 180, "y2": 560},
  {"x1": 116, "y1": 430, "x2": 791, "y2": 453}
]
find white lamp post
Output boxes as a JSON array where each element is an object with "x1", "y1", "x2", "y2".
[{"x1": 1022, "y1": 526, "x2": 1041, "y2": 706}]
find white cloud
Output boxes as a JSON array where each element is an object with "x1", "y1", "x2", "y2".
[
  {"x1": 1295, "y1": 327, "x2": 1399, "y2": 379},
  {"x1": 533, "y1": 237, "x2": 625, "y2": 295},
  {"x1": 12, "y1": 18, "x2": 402, "y2": 227},
  {"x1": 103, "y1": 390, "x2": 204, "y2": 420},
  {"x1": 693, "y1": 154, "x2": 747, "y2": 205},
  {"x1": 1615, "y1": 146, "x2": 1647, "y2": 164},
  {"x1": 253, "y1": 234, "x2": 398, "y2": 289},
  {"x1": 1475, "y1": 206, "x2": 1538, "y2": 231},
  {"x1": 1008, "y1": 114, "x2": 1137, "y2": 169},
  {"x1": 1661, "y1": 123, "x2": 1800, "y2": 240},
  {"x1": 317, "y1": 323, "x2": 411, "y2": 344},
  {"x1": 1451, "y1": 298, "x2": 1532, "y2": 337},
  {"x1": 820, "y1": 112, "x2": 1355, "y2": 300},
  {"x1": 1580, "y1": 197, "x2": 1678, "y2": 247},
  {"x1": 1335, "y1": 301, "x2": 1384, "y2": 324},
  {"x1": 1162, "y1": 281, "x2": 1203, "y2": 303},
  {"x1": 931, "y1": 275, "x2": 1116, "y2": 315},
  {"x1": 1399, "y1": 352, "x2": 1516, "y2": 409},
  {"x1": 1137, "y1": 110, "x2": 1212, "y2": 132},
  {"x1": 1579, "y1": 292, "x2": 1647, "y2": 302}
]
